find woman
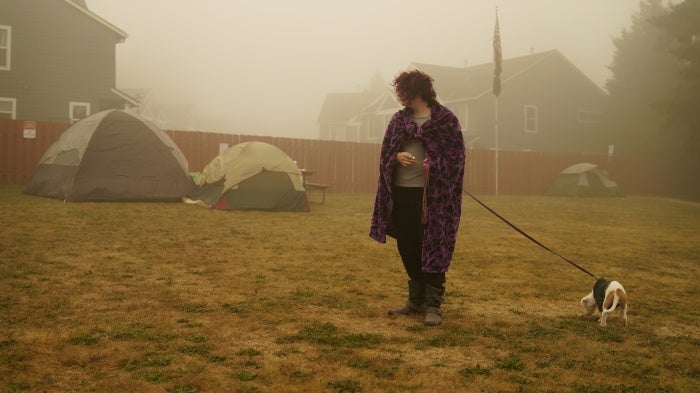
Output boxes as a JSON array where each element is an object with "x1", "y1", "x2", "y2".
[{"x1": 370, "y1": 69, "x2": 466, "y2": 326}]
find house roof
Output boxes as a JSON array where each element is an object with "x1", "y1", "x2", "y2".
[
  {"x1": 120, "y1": 88, "x2": 152, "y2": 102},
  {"x1": 317, "y1": 91, "x2": 380, "y2": 124},
  {"x1": 64, "y1": 0, "x2": 128, "y2": 41},
  {"x1": 318, "y1": 50, "x2": 606, "y2": 125},
  {"x1": 354, "y1": 90, "x2": 399, "y2": 115},
  {"x1": 412, "y1": 50, "x2": 564, "y2": 102},
  {"x1": 111, "y1": 88, "x2": 140, "y2": 106}
]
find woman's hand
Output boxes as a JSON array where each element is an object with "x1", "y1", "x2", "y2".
[{"x1": 397, "y1": 152, "x2": 416, "y2": 166}]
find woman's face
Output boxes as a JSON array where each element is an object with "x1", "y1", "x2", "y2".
[
  {"x1": 399, "y1": 94, "x2": 425, "y2": 110},
  {"x1": 397, "y1": 93, "x2": 413, "y2": 107}
]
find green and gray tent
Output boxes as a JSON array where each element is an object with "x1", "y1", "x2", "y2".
[
  {"x1": 547, "y1": 162, "x2": 620, "y2": 197},
  {"x1": 24, "y1": 109, "x2": 193, "y2": 201},
  {"x1": 185, "y1": 141, "x2": 309, "y2": 211}
]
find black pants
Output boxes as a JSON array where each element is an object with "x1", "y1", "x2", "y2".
[{"x1": 392, "y1": 186, "x2": 445, "y2": 289}]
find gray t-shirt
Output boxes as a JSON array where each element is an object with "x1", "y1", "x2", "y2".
[{"x1": 394, "y1": 115, "x2": 429, "y2": 187}]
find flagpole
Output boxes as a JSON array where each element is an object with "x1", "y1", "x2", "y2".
[
  {"x1": 495, "y1": 96, "x2": 499, "y2": 196},
  {"x1": 492, "y1": 6, "x2": 501, "y2": 196}
]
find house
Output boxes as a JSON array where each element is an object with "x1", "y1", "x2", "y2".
[
  {"x1": 318, "y1": 50, "x2": 609, "y2": 154},
  {"x1": 317, "y1": 90, "x2": 381, "y2": 142},
  {"x1": 0, "y1": 0, "x2": 138, "y2": 123},
  {"x1": 317, "y1": 70, "x2": 390, "y2": 142}
]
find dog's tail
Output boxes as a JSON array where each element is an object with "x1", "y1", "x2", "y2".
[{"x1": 604, "y1": 288, "x2": 625, "y2": 311}]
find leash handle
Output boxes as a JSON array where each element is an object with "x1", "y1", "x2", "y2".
[{"x1": 464, "y1": 191, "x2": 596, "y2": 278}]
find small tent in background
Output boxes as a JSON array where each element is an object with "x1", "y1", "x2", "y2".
[
  {"x1": 24, "y1": 109, "x2": 193, "y2": 201},
  {"x1": 547, "y1": 162, "x2": 621, "y2": 197},
  {"x1": 186, "y1": 141, "x2": 309, "y2": 211}
]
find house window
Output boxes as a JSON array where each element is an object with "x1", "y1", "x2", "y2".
[
  {"x1": 0, "y1": 97, "x2": 16, "y2": 119},
  {"x1": 524, "y1": 105, "x2": 538, "y2": 133},
  {"x1": 69, "y1": 102, "x2": 90, "y2": 123},
  {"x1": 363, "y1": 113, "x2": 392, "y2": 142},
  {"x1": 577, "y1": 110, "x2": 602, "y2": 124},
  {"x1": 359, "y1": 116, "x2": 370, "y2": 141},
  {"x1": 371, "y1": 115, "x2": 385, "y2": 140},
  {"x1": 0, "y1": 25, "x2": 10, "y2": 70},
  {"x1": 330, "y1": 125, "x2": 346, "y2": 141},
  {"x1": 447, "y1": 102, "x2": 468, "y2": 132}
]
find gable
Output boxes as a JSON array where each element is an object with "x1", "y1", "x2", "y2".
[
  {"x1": 412, "y1": 50, "x2": 604, "y2": 102},
  {"x1": 63, "y1": 0, "x2": 127, "y2": 41},
  {"x1": 354, "y1": 90, "x2": 399, "y2": 116},
  {"x1": 378, "y1": 93, "x2": 400, "y2": 112}
]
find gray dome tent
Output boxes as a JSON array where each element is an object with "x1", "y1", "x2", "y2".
[
  {"x1": 186, "y1": 141, "x2": 309, "y2": 211},
  {"x1": 547, "y1": 162, "x2": 620, "y2": 197},
  {"x1": 24, "y1": 109, "x2": 193, "y2": 201}
]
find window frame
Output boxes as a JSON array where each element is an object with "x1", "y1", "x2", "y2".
[
  {"x1": 0, "y1": 25, "x2": 11, "y2": 71},
  {"x1": 359, "y1": 115, "x2": 376, "y2": 141},
  {"x1": 372, "y1": 115, "x2": 384, "y2": 141},
  {"x1": 363, "y1": 112, "x2": 390, "y2": 142},
  {"x1": 577, "y1": 110, "x2": 602, "y2": 124},
  {"x1": 69, "y1": 102, "x2": 91, "y2": 123},
  {"x1": 0, "y1": 97, "x2": 16, "y2": 119},
  {"x1": 524, "y1": 105, "x2": 538, "y2": 134}
]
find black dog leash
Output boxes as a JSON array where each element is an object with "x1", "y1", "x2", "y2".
[{"x1": 464, "y1": 190, "x2": 597, "y2": 278}]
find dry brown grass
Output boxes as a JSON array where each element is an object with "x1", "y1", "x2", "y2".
[{"x1": 0, "y1": 184, "x2": 698, "y2": 392}]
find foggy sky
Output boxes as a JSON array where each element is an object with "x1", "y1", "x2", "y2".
[{"x1": 88, "y1": 0, "x2": 642, "y2": 138}]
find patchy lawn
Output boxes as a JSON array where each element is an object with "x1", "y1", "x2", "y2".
[{"x1": 0, "y1": 185, "x2": 698, "y2": 392}]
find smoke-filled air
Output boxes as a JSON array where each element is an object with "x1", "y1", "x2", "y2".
[{"x1": 87, "y1": 0, "x2": 641, "y2": 139}]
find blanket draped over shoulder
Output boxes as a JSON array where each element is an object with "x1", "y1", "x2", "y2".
[{"x1": 369, "y1": 104, "x2": 466, "y2": 273}]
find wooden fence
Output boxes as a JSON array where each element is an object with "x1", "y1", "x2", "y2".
[{"x1": 0, "y1": 118, "x2": 679, "y2": 196}]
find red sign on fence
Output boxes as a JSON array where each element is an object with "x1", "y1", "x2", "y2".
[{"x1": 23, "y1": 120, "x2": 37, "y2": 139}]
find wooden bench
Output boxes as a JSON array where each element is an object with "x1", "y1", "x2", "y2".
[{"x1": 304, "y1": 182, "x2": 331, "y2": 204}]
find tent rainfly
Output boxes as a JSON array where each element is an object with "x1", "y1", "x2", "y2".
[
  {"x1": 185, "y1": 141, "x2": 309, "y2": 211},
  {"x1": 24, "y1": 109, "x2": 193, "y2": 201},
  {"x1": 546, "y1": 162, "x2": 621, "y2": 197}
]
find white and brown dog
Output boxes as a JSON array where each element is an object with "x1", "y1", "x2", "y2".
[{"x1": 580, "y1": 277, "x2": 628, "y2": 327}]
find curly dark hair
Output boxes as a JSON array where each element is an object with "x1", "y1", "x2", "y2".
[{"x1": 391, "y1": 69, "x2": 437, "y2": 107}]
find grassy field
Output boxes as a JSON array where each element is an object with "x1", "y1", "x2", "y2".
[{"x1": 0, "y1": 184, "x2": 698, "y2": 393}]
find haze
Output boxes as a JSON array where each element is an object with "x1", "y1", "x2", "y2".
[{"x1": 88, "y1": 0, "x2": 641, "y2": 139}]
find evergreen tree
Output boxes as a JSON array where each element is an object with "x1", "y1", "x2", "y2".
[
  {"x1": 651, "y1": 0, "x2": 700, "y2": 162},
  {"x1": 604, "y1": 0, "x2": 681, "y2": 157},
  {"x1": 650, "y1": 0, "x2": 700, "y2": 198}
]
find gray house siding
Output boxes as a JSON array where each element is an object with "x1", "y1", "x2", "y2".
[
  {"x1": 0, "y1": 0, "x2": 125, "y2": 122},
  {"x1": 471, "y1": 53, "x2": 607, "y2": 154},
  {"x1": 465, "y1": 98, "x2": 491, "y2": 148}
]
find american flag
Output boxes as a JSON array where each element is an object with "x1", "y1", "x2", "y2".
[{"x1": 493, "y1": 10, "x2": 502, "y2": 96}]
